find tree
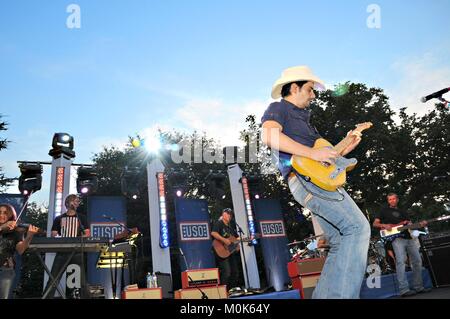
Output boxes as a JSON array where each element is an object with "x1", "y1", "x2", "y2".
[{"x1": 0, "y1": 115, "x2": 12, "y2": 191}]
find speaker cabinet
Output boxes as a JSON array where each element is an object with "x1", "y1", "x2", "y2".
[
  {"x1": 175, "y1": 285, "x2": 228, "y2": 299},
  {"x1": 422, "y1": 245, "x2": 450, "y2": 287},
  {"x1": 122, "y1": 288, "x2": 162, "y2": 299}
]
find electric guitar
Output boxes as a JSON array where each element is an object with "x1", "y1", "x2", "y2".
[
  {"x1": 212, "y1": 235, "x2": 259, "y2": 259},
  {"x1": 291, "y1": 122, "x2": 373, "y2": 192},
  {"x1": 380, "y1": 215, "x2": 450, "y2": 241}
]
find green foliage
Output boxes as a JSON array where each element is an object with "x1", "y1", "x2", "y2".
[{"x1": 0, "y1": 115, "x2": 11, "y2": 191}]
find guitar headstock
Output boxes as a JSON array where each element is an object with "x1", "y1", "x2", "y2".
[{"x1": 354, "y1": 122, "x2": 373, "y2": 133}]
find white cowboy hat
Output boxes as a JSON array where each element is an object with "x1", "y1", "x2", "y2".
[{"x1": 271, "y1": 65, "x2": 325, "y2": 99}]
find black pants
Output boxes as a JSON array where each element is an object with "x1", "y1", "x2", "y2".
[
  {"x1": 43, "y1": 252, "x2": 89, "y2": 299},
  {"x1": 215, "y1": 253, "x2": 239, "y2": 290}
]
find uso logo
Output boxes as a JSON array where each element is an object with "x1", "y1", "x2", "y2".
[
  {"x1": 91, "y1": 223, "x2": 123, "y2": 239},
  {"x1": 179, "y1": 222, "x2": 210, "y2": 241},
  {"x1": 260, "y1": 220, "x2": 286, "y2": 238}
]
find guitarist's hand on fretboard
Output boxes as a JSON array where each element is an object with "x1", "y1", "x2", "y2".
[{"x1": 341, "y1": 130, "x2": 362, "y2": 156}]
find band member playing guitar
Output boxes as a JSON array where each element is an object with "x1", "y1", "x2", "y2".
[
  {"x1": 373, "y1": 193, "x2": 431, "y2": 297},
  {"x1": 211, "y1": 208, "x2": 241, "y2": 291},
  {"x1": 261, "y1": 66, "x2": 371, "y2": 298}
]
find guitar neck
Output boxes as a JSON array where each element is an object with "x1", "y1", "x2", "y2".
[
  {"x1": 334, "y1": 123, "x2": 372, "y2": 155},
  {"x1": 399, "y1": 215, "x2": 450, "y2": 231}
]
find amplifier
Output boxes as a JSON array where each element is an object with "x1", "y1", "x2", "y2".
[
  {"x1": 421, "y1": 231, "x2": 450, "y2": 248},
  {"x1": 181, "y1": 268, "x2": 220, "y2": 289},
  {"x1": 290, "y1": 274, "x2": 320, "y2": 299},
  {"x1": 175, "y1": 285, "x2": 228, "y2": 299},
  {"x1": 422, "y1": 245, "x2": 450, "y2": 287},
  {"x1": 287, "y1": 258, "x2": 326, "y2": 277},
  {"x1": 122, "y1": 288, "x2": 162, "y2": 299}
]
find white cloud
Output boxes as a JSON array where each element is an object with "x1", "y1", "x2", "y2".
[
  {"x1": 174, "y1": 97, "x2": 270, "y2": 146},
  {"x1": 388, "y1": 51, "x2": 450, "y2": 116}
]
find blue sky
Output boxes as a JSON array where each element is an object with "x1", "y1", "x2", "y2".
[{"x1": 1, "y1": 0, "x2": 449, "y2": 204}]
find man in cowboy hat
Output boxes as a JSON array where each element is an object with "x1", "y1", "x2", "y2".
[{"x1": 261, "y1": 66, "x2": 370, "y2": 298}]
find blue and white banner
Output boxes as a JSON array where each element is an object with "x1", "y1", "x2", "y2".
[
  {"x1": 174, "y1": 198, "x2": 215, "y2": 271},
  {"x1": 253, "y1": 199, "x2": 290, "y2": 292},
  {"x1": 87, "y1": 196, "x2": 127, "y2": 299}
]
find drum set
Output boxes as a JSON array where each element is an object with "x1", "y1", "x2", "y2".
[
  {"x1": 288, "y1": 234, "x2": 328, "y2": 261},
  {"x1": 366, "y1": 237, "x2": 395, "y2": 275},
  {"x1": 288, "y1": 235, "x2": 395, "y2": 276}
]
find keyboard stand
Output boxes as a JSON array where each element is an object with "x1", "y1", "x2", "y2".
[{"x1": 33, "y1": 250, "x2": 76, "y2": 299}]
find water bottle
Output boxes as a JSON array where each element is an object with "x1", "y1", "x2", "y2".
[
  {"x1": 146, "y1": 272, "x2": 152, "y2": 288},
  {"x1": 152, "y1": 272, "x2": 158, "y2": 288}
]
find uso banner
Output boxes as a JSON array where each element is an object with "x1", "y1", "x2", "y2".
[
  {"x1": 174, "y1": 198, "x2": 215, "y2": 271},
  {"x1": 253, "y1": 199, "x2": 290, "y2": 291},
  {"x1": 87, "y1": 196, "x2": 127, "y2": 299}
]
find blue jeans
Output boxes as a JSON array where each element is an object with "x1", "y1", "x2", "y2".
[
  {"x1": 288, "y1": 175, "x2": 370, "y2": 299},
  {"x1": 391, "y1": 237, "x2": 424, "y2": 294},
  {"x1": 0, "y1": 267, "x2": 16, "y2": 299}
]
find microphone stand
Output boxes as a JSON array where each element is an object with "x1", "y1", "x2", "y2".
[
  {"x1": 179, "y1": 248, "x2": 208, "y2": 299},
  {"x1": 235, "y1": 221, "x2": 250, "y2": 290}
]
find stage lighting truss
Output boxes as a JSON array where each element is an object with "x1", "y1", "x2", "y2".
[
  {"x1": 18, "y1": 162, "x2": 43, "y2": 195},
  {"x1": 76, "y1": 166, "x2": 98, "y2": 195}
]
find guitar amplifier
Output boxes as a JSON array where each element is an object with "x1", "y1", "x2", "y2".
[
  {"x1": 422, "y1": 244, "x2": 450, "y2": 287},
  {"x1": 287, "y1": 258, "x2": 326, "y2": 277},
  {"x1": 421, "y1": 231, "x2": 450, "y2": 248},
  {"x1": 181, "y1": 268, "x2": 220, "y2": 289},
  {"x1": 121, "y1": 288, "x2": 162, "y2": 299},
  {"x1": 175, "y1": 285, "x2": 228, "y2": 299},
  {"x1": 290, "y1": 274, "x2": 321, "y2": 299}
]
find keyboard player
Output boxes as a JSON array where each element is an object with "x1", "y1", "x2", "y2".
[{"x1": 43, "y1": 194, "x2": 91, "y2": 299}]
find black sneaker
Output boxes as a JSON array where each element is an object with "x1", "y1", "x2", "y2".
[
  {"x1": 401, "y1": 290, "x2": 417, "y2": 297},
  {"x1": 415, "y1": 287, "x2": 432, "y2": 294}
]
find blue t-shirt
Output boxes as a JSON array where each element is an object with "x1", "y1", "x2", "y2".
[{"x1": 261, "y1": 99, "x2": 321, "y2": 179}]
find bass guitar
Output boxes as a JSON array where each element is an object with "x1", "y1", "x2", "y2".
[{"x1": 380, "y1": 215, "x2": 450, "y2": 241}]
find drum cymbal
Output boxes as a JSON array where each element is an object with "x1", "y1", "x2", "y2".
[
  {"x1": 303, "y1": 234, "x2": 324, "y2": 241},
  {"x1": 287, "y1": 241, "x2": 305, "y2": 246}
]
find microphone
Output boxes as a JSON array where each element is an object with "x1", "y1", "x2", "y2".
[
  {"x1": 179, "y1": 247, "x2": 185, "y2": 256},
  {"x1": 421, "y1": 87, "x2": 450, "y2": 103}
]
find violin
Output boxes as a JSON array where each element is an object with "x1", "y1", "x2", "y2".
[
  {"x1": 0, "y1": 221, "x2": 46, "y2": 235},
  {"x1": 14, "y1": 223, "x2": 46, "y2": 234}
]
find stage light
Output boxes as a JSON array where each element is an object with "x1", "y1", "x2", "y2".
[
  {"x1": 222, "y1": 194, "x2": 226, "y2": 200},
  {"x1": 76, "y1": 166, "x2": 98, "y2": 195},
  {"x1": 18, "y1": 162, "x2": 43, "y2": 195},
  {"x1": 132, "y1": 194, "x2": 138, "y2": 200},
  {"x1": 49, "y1": 133, "x2": 75, "y2": 159},
  {"x1": 176, "y1": 190, "x2": 183, "y2": 197},
  {"x1": 254, "y1": 194, "x2": 260, "y2": 200},
  {"x1": 143, "y1": 135, "x2": 161, "y2": 154}
]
